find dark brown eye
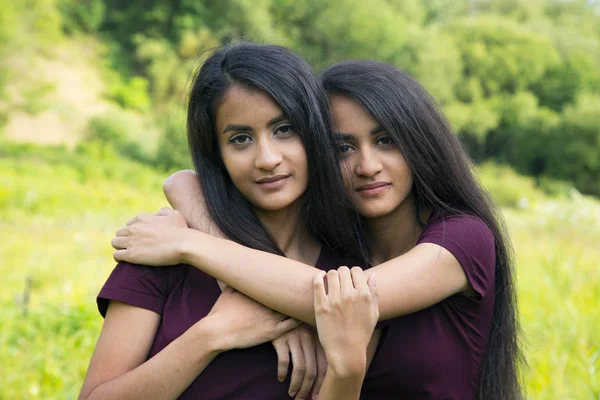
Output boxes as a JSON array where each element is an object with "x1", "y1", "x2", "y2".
[
  {"x1": 275, "y1": 124, "x2": 294, "y2": 136},
  {"x1": 377, "y1": 136, "x2": 393, "y2": 145},
  {"x1": 228, "y1": 134, "x2": 252, "y2": 144}
]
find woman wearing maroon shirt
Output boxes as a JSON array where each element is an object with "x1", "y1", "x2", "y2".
[
  {"x1": 80, "y1": 43, "x2": 371, "y2": 400},
  {"x1": 113, "y1": 61, "x2": 524, "y2": 399}
]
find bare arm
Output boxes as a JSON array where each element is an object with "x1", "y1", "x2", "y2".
[
  {"x1": 163, "y1": 170, "x2": 224, "y2": 237},
  {"x1": 116, "y1": 171, "x2": 469, "y2": 325},
  {"x1": 79, "y1": 301, "x2": 222, "y2": 400},
  {"x1": 313, "y1": 268, "x2": 379, "y2": 400},
  {"x1": 80, "y1": 289, "x2": 299, "y2": 399},
  {"x1": 177, "y1": 232, "x2": 468, "y2": 324}
]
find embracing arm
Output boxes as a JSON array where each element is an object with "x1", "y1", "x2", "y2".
[
  {"x1": 79, "y1": 301, "x2": 222, "y2": 400},
  {"x1": 177, "y1": 233, "x2": 469, "y2": 324},
  {"x1": 119, "y1": 171, "x2": 471, "y2": 326}
]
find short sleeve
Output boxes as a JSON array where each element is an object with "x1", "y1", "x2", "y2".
[
  {"x1": 417, "y1": 214, "x2": 496, "y2": 299},
  {"x1": 97, "y1": 262, "x2": 176, "y2": 317}
]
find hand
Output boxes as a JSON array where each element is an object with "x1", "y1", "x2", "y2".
[
  {"x1": 207, "y1": 286, "x2": 301, "y2": 351},
  {"x1": 313, "y1": 267, "x2": 378, "y2": 376},
  {"x1": 271, "y1": 325, "x2": 327, "y2": 400},
  {"x1": 111, "y1": 207, "x2": 190, "y2": 266}
]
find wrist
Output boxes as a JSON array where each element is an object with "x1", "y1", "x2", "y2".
[
  {"x1": 177, "y1": 229, "x2": 203, "y2": 265},
  {"x1": 327, "y1": 352, "x2": 367, "y2": 379},
  {"x1": 190, "y1": 315, "x2": 229, "y2": 354}
]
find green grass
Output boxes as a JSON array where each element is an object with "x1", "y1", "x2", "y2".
[{"x1": 0, "y1": 145, "x2": 598, "y2": 399}]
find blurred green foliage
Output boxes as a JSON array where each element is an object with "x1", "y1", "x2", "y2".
[{"x1": 1, "y1": 0, "x2": 599, "y2": 194}]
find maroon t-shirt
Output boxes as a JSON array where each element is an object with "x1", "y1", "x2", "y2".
[
  {"x1": 97, "y1": 246, "x2": 355, "y2": 399},
  {"x1": 361, "y1": 213, "x2": 496, "y2": 400}
]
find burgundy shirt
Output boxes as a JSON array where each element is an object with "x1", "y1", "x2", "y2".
[
  {"x1": 361, "y1": 213, "x2": 496, "y2": 400},
  {"x1": 97, "y1": 246, "x2": 355, "y2": 399}
]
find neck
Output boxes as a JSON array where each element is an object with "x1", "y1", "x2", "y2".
[
  {"x1": 256, "y1": 200, "x2": 321, "y2": 265},
  {"x1": 366, "y1": 195, "x2": 430, "y2": 266}
]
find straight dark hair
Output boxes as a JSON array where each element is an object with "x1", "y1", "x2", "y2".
[
  {"x1": 320, "y1": 60, "x2": 524, "y2": 400},
  {"x1": 186, "y1": 42, "x2": 367, "y2": 263}
]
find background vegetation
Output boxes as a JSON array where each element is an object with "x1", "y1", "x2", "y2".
[{"x1": 0, "y1": 0, "x2": 598, "y2": 399}]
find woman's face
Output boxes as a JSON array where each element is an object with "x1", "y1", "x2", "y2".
[
  {"x1": 216, "y1": 85, "x2": 308, "y2": 212},
  {"x1": 330, "y1": 95, "x2": 413, "y2": 219}
]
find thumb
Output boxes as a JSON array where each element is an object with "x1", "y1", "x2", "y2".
[{"x1": 154, "y1": 207, "x2": 173, "y2": 216}]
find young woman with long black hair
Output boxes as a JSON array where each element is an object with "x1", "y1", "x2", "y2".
[
  {"x1": 79, "y1": 43, "x2": 372, "y2": 400},
  {"x1": 113, "y1": 60, "x2": 524, "y2": 399}
]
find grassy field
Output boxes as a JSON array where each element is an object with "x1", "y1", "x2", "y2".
[{"x1": 1, "y1": 144, "x2": 599, "y2": 399}]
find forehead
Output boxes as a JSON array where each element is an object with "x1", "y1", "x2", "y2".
[
  {"x1": 216, "y1": 85, "x2": 284, "y2": 130},
  {"x1": 329, "y1": 95, "x2": 378, "y2": 133}
]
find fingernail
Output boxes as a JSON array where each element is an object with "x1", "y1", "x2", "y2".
[
  {"x1": 372, "y1": 274, "x2": 376, "y2": 284},
  {"x1": 290, "y1": 391, "x2": 297, "y2": 397}
]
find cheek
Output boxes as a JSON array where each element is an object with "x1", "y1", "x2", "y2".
[
  {"x1": 288, "y1": 139, "x2": 309, "y2": 175},
  {"x1": 339, "y1": 159, "x2": 355, "y2": 191},
  {"x1": 220, "y1": 148, "x2": 249, "y2": 184}
]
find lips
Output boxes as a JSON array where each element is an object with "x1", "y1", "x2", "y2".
[
  {"x1": 356, "y1": 182, "x2": 391, "y2": 196},
  {"x1": 357, "y1": 182, "x2": 390, "y2": 191},
  {"x1": 256, "y1": 174, "x2": 290, "y2": 184},
  {"x1": 256, "y1": 174, "x2": 290, "y2": 190}
]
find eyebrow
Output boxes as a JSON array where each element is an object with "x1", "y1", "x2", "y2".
[
  {"x1": 370, "y1": 125, "x2": 385, "y2": 135},
  {"x1": 333, "y1": 125, "x2": 385, "y2": 141},
  {"x1": 333, "y1": 132, "x2": 354, "y2": 141},
  {"x1": 221, "y1": 114, "x2": 288, "y2": 135}
]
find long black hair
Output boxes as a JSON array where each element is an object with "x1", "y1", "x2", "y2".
[
  {"x1": 320, "y1": 60, "x2": 524, "y2": 400},
  {"x1": 186, "y1": 42, "x2": 367, "y2": 263}
]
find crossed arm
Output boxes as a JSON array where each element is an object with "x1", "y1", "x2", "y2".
[{"x1": 113, "y1": 170, "x2": 471, "y2": 326}]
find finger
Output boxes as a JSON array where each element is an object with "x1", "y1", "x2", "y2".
[
  {"x1": 313, "y1": 271, "x2": 327, "y2": 309},
  {"x1": 287, "y1": 337, "x2": 305, "y2": 398},
  {"x1": 111, "y1": 236, "x2": 127, "y2": 250},
  {"x1": 338, "y1": 266, "x2": 353, "y2": 296},
  {"x1": 272, "y1": 339, "x2": 290, "y2": 382},
  {"x1": 154, "y1": 207, "x2": 173, "y2": 216},
  {"x1": 326, "y1": 270, "x2": 340, "y2": 303},
  {"x1": 115, "y1": 226, "x2": 129, "y2": 237},
  {"x1": 313, "y1": 342, "x2": 328, "y2": 398},
  {"x1": 351, "y1": 266, "x2": 369, "y2": 295},
  {"x1": 127, "y1": 213, "x2": 151, "y2": 225},
  {"x1": 113, "y1": 249, "x2": 127, "y2": 262},
  {"x1": 276, "y1": 318, "x2": 302, "y2": 336},
  {"x1": 295, "y1": 333, "x2": 317, "y2": 400}
]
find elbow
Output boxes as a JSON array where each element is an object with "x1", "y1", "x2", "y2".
[{"x1": 163, "y1": 169, "x2": 197, "y2": 197}]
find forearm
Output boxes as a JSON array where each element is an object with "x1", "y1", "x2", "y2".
[
  {"x1": 180, "y1": 230, "x2": 320, "y2": 325},
  {"x1": 163, "y1": 170, "x2": 224, "y2": 237},
  {"x1": 83, "y1": 319, "x2": 221, "y2": 400}
]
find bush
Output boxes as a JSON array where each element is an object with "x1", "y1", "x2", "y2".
[
  {"x1": 58, "y1": 0, "x2": 105, "y2": 34},
  {"x1": 477, "y1": 162, "x2": 546, "y2": 208},
  {"x1": 83, "y1": 111, "x2": 154, "y2": 165},
  {"x1": 154, "y1": 108, "x2": 192, "y2": 172},
  {"x1": 107, "y1": 76, "x2": 151, "y2": 111}
]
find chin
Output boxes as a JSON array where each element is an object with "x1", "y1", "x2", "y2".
[
  {"x1": 358, "y1": 207, "x2": 392, "y2": 219},
  {"x1": 255, "y1": 198, "x2": 299, "y2": 212}
]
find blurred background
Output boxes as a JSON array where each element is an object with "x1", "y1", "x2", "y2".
[{"x1": 0, "y1": 0, "x2": 599, "y2": 398}]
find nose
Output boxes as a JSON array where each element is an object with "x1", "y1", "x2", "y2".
[
  {"x1": 356, "y1": 148, "x2": 382, "y2": 178},
  {"x1": 254, "y1": 137, "x2": 283, "y2": 171}
]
